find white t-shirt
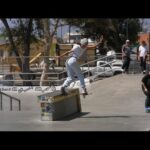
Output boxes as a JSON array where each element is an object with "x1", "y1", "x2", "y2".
[
  {"x1": 69, "y1": 44, "x2": 85, "y2": 59},
  {"x1": 139, "y1": 45, "x2": 148, "y2": 58}
]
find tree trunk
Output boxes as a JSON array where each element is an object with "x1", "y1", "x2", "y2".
[
  {"x1": 68, "y1": 24, "x2": 71, "y2": 43},
  {"x1": 22, "y1": 19, "x2": 33, "y2": 86},
  {"x1": 1, "y1": 19, "x2": 22, "y2": 69},
  {"x1": 40, "y1": 19, "x2": 59, "y2": 86},
  {"x1": 40, "y1": 19, "x2": 51, "y2": 86}
]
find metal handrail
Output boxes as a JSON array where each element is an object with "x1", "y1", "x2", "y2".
[
  {"x1": 0, "y1": 91, "x2": 21, "y2": 111},
  {"x1": 0, "y1": 54, "x2": 121, "y2": 85}
]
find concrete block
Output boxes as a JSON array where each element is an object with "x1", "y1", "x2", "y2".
[{"x1": 38, "y1": 88, "x2": 81, "y2": 121}]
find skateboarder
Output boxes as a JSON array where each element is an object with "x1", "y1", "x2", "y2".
[
  {"x1": 56, "y1": 36, "x2": 103, "y2": 96},
  {"x1": 141, "y1": 69, "x2": 150, "y2": 113}
]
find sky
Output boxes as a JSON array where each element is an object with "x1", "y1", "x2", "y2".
[
  {"x1": 0, "y1": 20, "x2": 79, "y2": 38},
  {"x1": 1, "y1": 19, "x2": 150, "y2": 38},
  {"x1": 141, "y1": 18, "x2": 150, "y2": 32}
]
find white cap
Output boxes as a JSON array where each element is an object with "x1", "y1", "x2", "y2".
[
  {"x1": 80, "y1": 38, "x2": 88, "y2": 46},
  {"x1": 126, "y1": 39, "x2": 130, "y2": 42}
]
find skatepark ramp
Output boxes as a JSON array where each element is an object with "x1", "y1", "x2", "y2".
[{"x1": 0, "y1": 91, "x2": 21, "y2": 111}]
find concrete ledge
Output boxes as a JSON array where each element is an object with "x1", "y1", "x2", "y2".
[{"x1": 38, "y1": 88, "x2": 81, "y2": 121}]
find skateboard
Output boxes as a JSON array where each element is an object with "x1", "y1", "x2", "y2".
[
  {"x1": 60, "y1": 87, "x2": 92, "y2": 98},
  {"x1": 63, "y1": 90, "x2": 92, "y2": 98},
  {"x1": 59, "y1": 78, "x2": 93, "y2": 98}
]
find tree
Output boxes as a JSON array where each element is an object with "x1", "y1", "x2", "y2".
[
  {"x1": 40, "y1": 19, "x2": 59, "y2": 86},
  {"x1": 1, "y1": 18, "x2": 41, "y2": 85},
  {"x1": 63, "y1": 18, "x2": 142, "y2": 51},
  {"x1": 1, "y1": 18, "x2": 60, "y2": 86},
  {"x1": 20, "y1": 19, "x2": 33, "y2": 86},
  {"x1": 1, "y1": 18, "x2": 34, "y2": 86},
  {"x1": 1, "y1": 19, "x2": 22, "y2": 69}
]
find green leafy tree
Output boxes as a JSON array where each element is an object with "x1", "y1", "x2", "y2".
[
  {"x1": 63, "y1": 18, "x2": 142, "y2": 51},
  {"x1": 1, "y1": 18, "x2": 34, "y2": 85},
  {"x1": 1, "y1": 18, "x2": 60, "y2": 86}
]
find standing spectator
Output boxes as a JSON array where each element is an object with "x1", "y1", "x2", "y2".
[
  {"x1": 138, "y1": 41, "x2": 148, "y2": 74},
  {"x1": 122, "y1": 40, "x2": 132, "y2": 74}
]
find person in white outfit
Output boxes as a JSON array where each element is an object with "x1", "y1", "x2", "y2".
[
  {"x1": 138, "y1": 41, "x2": 148, "y2": 74},
  {"x1": 56, "y1": 36, "x2": 103, "y2": 95}
]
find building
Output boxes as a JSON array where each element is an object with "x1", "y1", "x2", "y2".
[
  {"x1": 138, "y1": 32, "x2": 150, "y2": 61},
  {"x1": 63, "y1": 32, "x2": 82, "y2": 44},
  {"x1": 58, "y1": 43, "x2": 97, "y2": 66},
  {"x1": 138, "y1": 32, "x2": 150, "y2": 46},
  {"x1": 0, "y1": 37, "x2": 57, "y2": 72},
  {"x1": 63, "y1": 32, "x2": 95, "y2": 44}
]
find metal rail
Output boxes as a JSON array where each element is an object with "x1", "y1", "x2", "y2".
[
  {"x1": 0, "y1": 53, "x2": 141, "y2": 86},
  {"x1": 0, "y1": 91, "x2": 21, "y2": 111}
]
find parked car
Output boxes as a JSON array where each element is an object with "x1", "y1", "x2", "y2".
[
  {"x1": 111, "y1": 59, "x2": 123, "y2": 68},
  {"x1": 90, "y1": 60, "x2": 123, "y2": 77}
]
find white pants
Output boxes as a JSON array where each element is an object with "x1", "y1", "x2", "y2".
[{"x1": 62, "y1": 57, "x2": 85, "y2": 89}]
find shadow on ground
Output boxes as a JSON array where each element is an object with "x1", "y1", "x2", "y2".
[
  {"x1": 80, "y1": 115, "x2": 131, "y2": 119},
  {"x1": 59, "y1": 112, "x2": 131, "y2": 121},
  {"x1": 59, "y1": 112, "x2": 90, "y2": 121}
]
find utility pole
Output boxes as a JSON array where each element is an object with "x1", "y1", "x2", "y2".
[
  {"x1": 149, "y1": 33, "x2": 150, "y2": 62},
  {"x1": 68, "y1": 24, "x2": 71, "y2": 43},
  {"x1": 126, "y1": 19, "x2": 129, "y2": 40},
  {"x1": 61, "y1": 23, "x2": 62, "y2": 39}
]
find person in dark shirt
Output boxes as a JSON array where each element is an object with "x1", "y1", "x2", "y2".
[
  {"x1": 122, "y1": 40, "x2": 132, "y2": 74},
  {"x1": 141, "y1": 70, "x2": 150, "y2": 112}
]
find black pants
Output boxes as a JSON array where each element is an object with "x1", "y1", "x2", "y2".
[
  {"x1": 145, "y1": 96, "x2": 150, "y2": 108},
  {"x1": 122, "y1": 56, "x2": 130, "y2": 72},
  {"x1": 140, "y1": 57, "x2": 146, "y2": 71}
]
